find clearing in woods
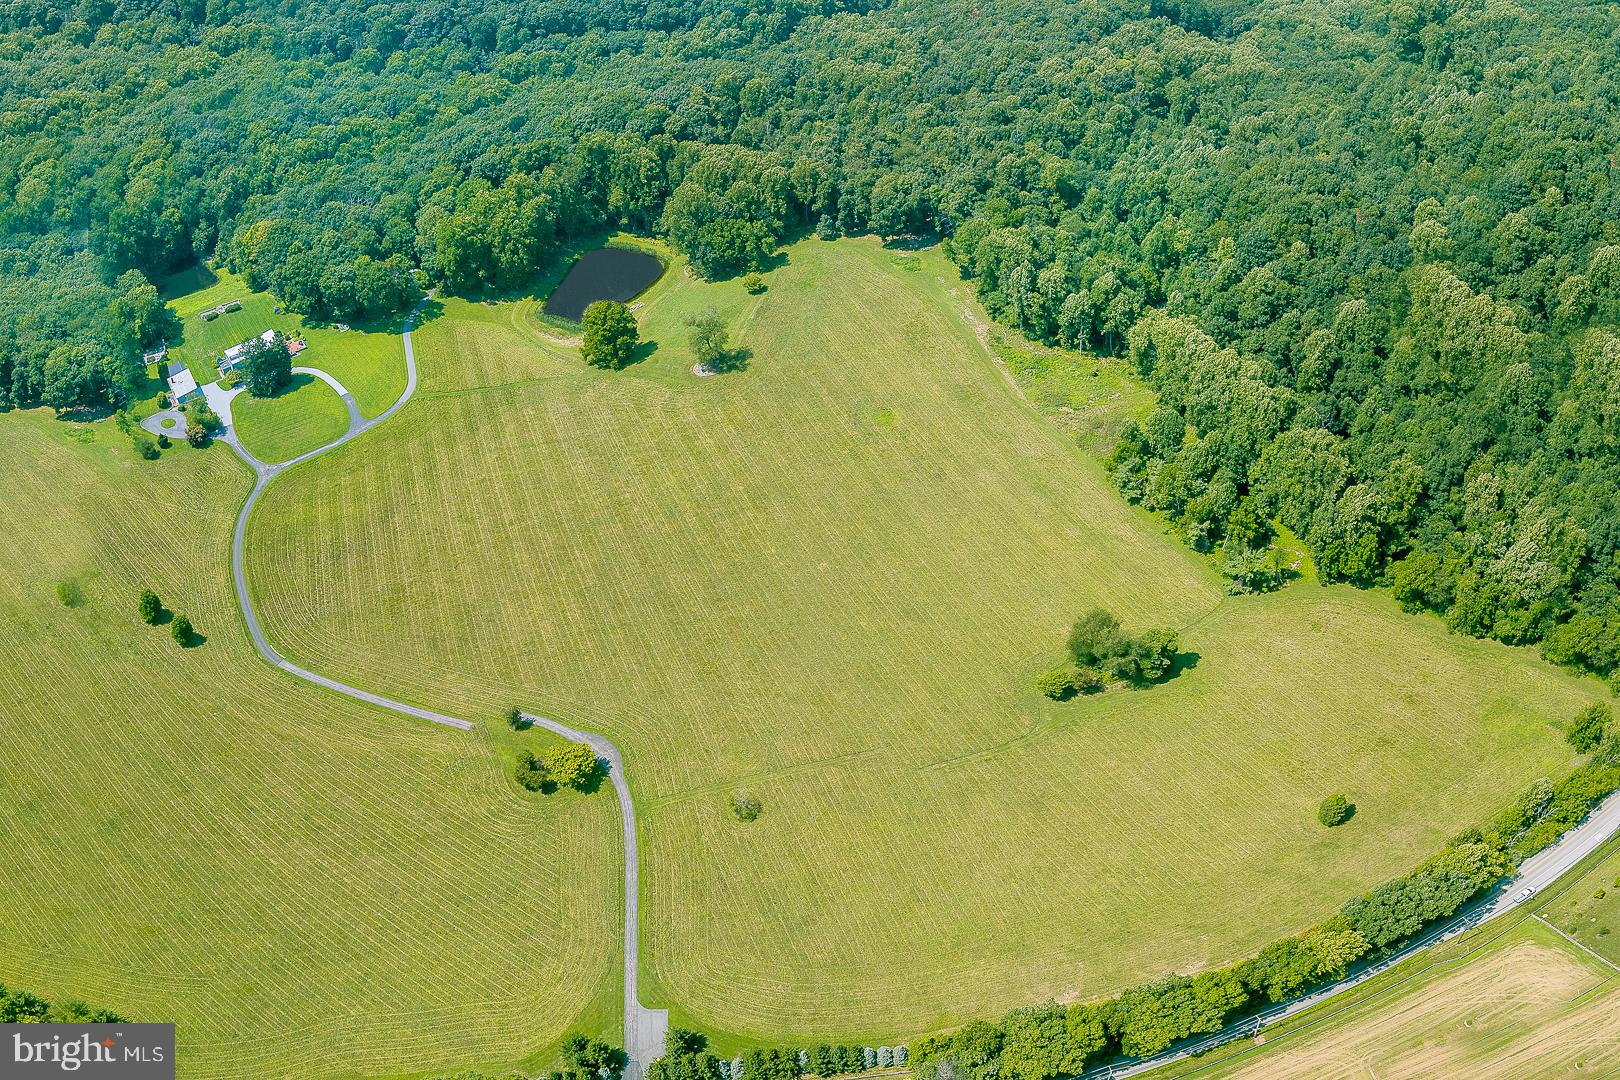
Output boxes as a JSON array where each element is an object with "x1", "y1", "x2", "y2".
[
  {"x1": 157, "y1": 266, "x2": 408, "y2": 461},
  {"x1": 243, "y1": 237, "x2": 1605, "y2": 1044},
  {"x1": 0, "y1": 410, "x2": 620, "y2": 1079}
]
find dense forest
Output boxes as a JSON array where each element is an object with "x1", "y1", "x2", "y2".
[{"x1": 3, "y1": 0, "x2": 1619, "y2": 680}]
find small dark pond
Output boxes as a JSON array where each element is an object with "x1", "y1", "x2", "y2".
[{"x1": 542, "y1": 247, "x2": 664, "y2": 322}]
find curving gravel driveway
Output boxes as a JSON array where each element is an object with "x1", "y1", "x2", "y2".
[
  {"x1": 221, "y1": 299, "x2": 660, "y2": 1079},
  {"x1": 216, "y1": 297, "x2": 1620, "y2": 1080}
]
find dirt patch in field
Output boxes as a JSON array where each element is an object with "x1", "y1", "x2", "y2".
[{"x1": 1219, "y1": 939, "x2": 1620, "y2": 1079}]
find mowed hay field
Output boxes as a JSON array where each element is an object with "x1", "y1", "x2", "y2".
[
  {"x1": 1200, "y1": 919, "x2": 1620, "y2": 1079},
  {"x1": 246, "y1": 237, "x2": 1604, "y2": 1042},
  {"x1": 0, "y1": 412, "x2": 620, "y2": 1078}
]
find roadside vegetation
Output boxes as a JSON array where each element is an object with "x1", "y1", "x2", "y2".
[
  {"x1": 909, "y1": 706, "x2": 1620, "y2": 1076},
  {"x1": 1153, "y1": 836, "x2": 1620, "y2": 1078}
]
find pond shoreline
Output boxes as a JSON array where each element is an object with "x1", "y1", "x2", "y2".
[{"x1": 543, "y1": 246, "x2": 665, "y2": 322}]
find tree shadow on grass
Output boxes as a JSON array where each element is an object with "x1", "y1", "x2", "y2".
[
  {"x1": 1130, "y1": 650, "x2": 1200, "y2": 688},
  {"x1": 573, "y1": 759, "x2": 609, "y2": 795},
  {"x1": 1164, "y1": 650, "x2": 1201, "y2": 682},
  {"x1": 625, "y1": 340, "x2": 658, "y2": 368},
  {"x1": 343, "y1": 295, "x2": 445, "y2": 336},
  {"x1": 265, "y1": 371, "x2": 318, "y2": 399},
  {"x1": 702, "y1": 346, "x2": 752, "y2": 375}
]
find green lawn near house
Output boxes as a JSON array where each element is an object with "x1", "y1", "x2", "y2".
[
  {"x1": 231, "y1": 371, "x2": 351, "y2": 464},
  {"x1": 160, "y1": 266, "x2": 407, "y2": 418}
]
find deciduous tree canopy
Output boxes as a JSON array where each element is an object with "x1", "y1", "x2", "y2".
[{"x1": 3, "y1": 0, "x2": 1619, "y2": 681}]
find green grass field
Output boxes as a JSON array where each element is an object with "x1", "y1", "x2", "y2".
[
  {"x1": 241, "y1": 237, "x2": 1606, "y2": 1045},
  {"x1": 0, "y1": 410, "x2": 620, "y2": 1078},
  {"x1": 159, "y1": 267, "x2": 408, "y2": 418},
  {"x1": 230, "y1": 371, "x2": 351, "y2": 463},
  {"x1": 1545, "y1": 843, "x2": 1620, "y2": 965}
]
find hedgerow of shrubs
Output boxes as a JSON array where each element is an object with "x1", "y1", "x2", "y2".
[
  {"x1": 653, "y1": 1031, "x2": 907, "y2": 1080},
  {"x1": 0, "y1": 980, "x2": 124, "y2": 1024},
  {"x1": 907, "y1": 704, "x2": 1620, "y2": 1078}
]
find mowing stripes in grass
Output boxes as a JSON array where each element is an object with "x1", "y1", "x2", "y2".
[
  {"x1": 0, "y1": 413, "x2": 620, "y2": 1078},
  {"x1": 244, "y1": 238, "x2": 1602, "y2": 1044}
]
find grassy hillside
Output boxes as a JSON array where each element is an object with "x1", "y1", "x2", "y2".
[
  {"x1": 245, "y1": 237, "x2": 1602, "y2": 1043},
  {"x1": 0, "y1": 411, "x2": 620, "y2": 1078}
]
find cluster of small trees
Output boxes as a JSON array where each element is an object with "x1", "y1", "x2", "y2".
[
  {"x1": 137, "y1": 589, "x2": 194, "y2": 646},
  {"x1": 651, "y1": 1029, "x2": 907, "y2": 1080},
  {"x1": 183, "y1": 399, "x2": 222, "y2": 446},
  {"x1": 911, "y1": 704, "x2": 1620, "y2": 1077},
  {"x1": 1036, "y1": 609, "x2": 1179, "y2": 700},
  {"x1": 547, "y1": 1032, "x2": 626, "y2": 1080},
  {"x1": 515, "y1": 740, "x2": 603, "y2": 794},
  {"x1": 0, "y1": 980, "x2": 124, "y2": 1024},
  {"x1": 113, "y1": 409, "x2": 160, "y2": 460}
]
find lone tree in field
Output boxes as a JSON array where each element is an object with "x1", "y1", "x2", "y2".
[
  {"x1": 170, "y1": 614, "x2": 193, "y2": 646},
  {"x1": 1318, "y1": 792, "x2": 1351, "y2": 827},
  {"x1": 138, "y1": 589, "x2": 161, "y2": 624},
  {"x1": 687, "y1": 307, "x2": 737, "y2": 373},
  {"x1": 581, "y1": 300, "x2": 638, "y2": 369},
  {"x1": 729, "y1": 791, "x2": 762, "y2": 822},
  {"x1": 544, "y1": 740, "x2": 601, "y2": 789},
  {"x1": 241, "y1": 332, "x2": 293, "y2": 396},
  {"x1": 1567, "y1": 703, "x2": 1611, "y2": 753}
]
